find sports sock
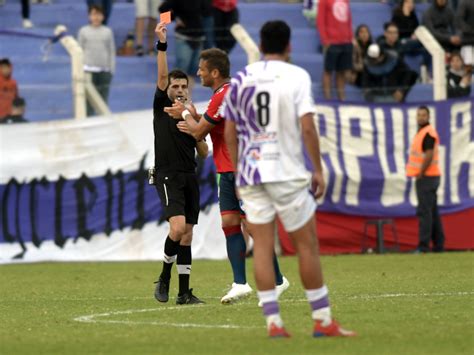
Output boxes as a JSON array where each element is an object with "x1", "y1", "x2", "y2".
[
  {"x1": 258, "y1": 289, "x2": 283, "y2": 328},
  {"x1": 160, "y1": 236, "x2": 179, "y2": 281},
  {"x1": 306, "y1": 285, "x2": 332, "y2": 325},
  {"x1": 177, "y1": 244, "x2": 192, "y2": 296},
  {"x1": 223, "y1": 225, "x2": 247, "y2": 284},
  {"x1": 273, "y1": 254, "x2": 284, "y2": 285}
]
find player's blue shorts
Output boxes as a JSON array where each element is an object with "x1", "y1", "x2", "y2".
[{"x1": 218, "y1": 172, "x2": 245, "y2": 216}]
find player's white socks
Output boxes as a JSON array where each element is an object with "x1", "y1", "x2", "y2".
[
  {"x1": 305, "y1": 285, "x2": 332, "y2": 326},
  {"x1": 258, "y1": 289, "x2": 284, "y2": 328}
]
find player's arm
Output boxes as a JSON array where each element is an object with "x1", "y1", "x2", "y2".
[
  {"x1": 155, "y1": 22, "x2": 168, "y2": 91},
  {"x1": 196, "y1": 139, "x2": 209, "y2": 158},
  {"x1": 224, "y1": 120, "x2": 238, "y2": 171},
  {"x1": 301, "y1": 113, "x2": 325, "y2": 198},
  {"x1": 165, "y1": 102, "x2": 215, "y2": 140}
]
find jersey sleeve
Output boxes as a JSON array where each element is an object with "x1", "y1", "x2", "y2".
[
  {"x1": 203, "y1": 90, "x2": 225, "y2": 125},
  {"x1": 223, "y1": 81, "x2": 239, "y2": 123},
  {"x1": 295, "y1": 70, "x2": 316, "y2": 119}
]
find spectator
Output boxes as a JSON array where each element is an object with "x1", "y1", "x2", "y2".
[
  {"x1": 392, "y1": 0, "x2": 431, "y2": 69},
  {"x1": 351, "y1": 24, "x2": 373, "y2": 87},
  {"x1": 159, "y1": 0, "x2": 211, "y2": 80},
  {"x1": 134, "y1": 0, "x2": 160, "y2": 56},
  {"x1": 202, "y1": 0, "x2": 214, "y2": 49},
  {"x1": 0, "y1": 97, "x2": 28, "y2": 124},
  {"x1": 78, "y1": 5, "x2": 116, "y2": 116},
  {"x1": 447, "y1": 52, "x2": 471, "y2": 98},
  {"x1": 391, "y1": 0, "x2": 418, "y2": 40},
  {"x1": 86, "y1": 1, "x2": 113, "y2": 25},
  {"x1": 422, "y1": 0, "x2": 461, "y2": 52},
  {"x1": 0, "y1": 58, "x2": 18, "y2": 120},
  {"x1": 317, "y1": 0, "x2": 353, "y2": 100},
  {"x1": 456, "y1": 0, "x2": 474, "y2": 74},
  {"x1": 377, "y1": 22, "x2": 403, "y2": 58},
  {"x1": 362, "y1": 43, "x2": 418, "y2": 102},
  {"x1": 21, "y1": 0, "x2": 33, "y2": 28},
  {"x1": 212, "y1": 0, "x2": 239, "y2": 53}
]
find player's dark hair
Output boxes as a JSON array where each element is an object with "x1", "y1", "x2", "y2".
[
  {"x1": 88, "y1": 4, "x2": 104, "y2": 15},
  {"x1": 260, "y1": 20, "x2": 291, "y2": 55},
  {"x1": 0, "y1": 58, "x2": 12, "y2": 66},
  {"x1": 168, "y1": 69, "x2": 189, "y2": 85},
  {"x1": 200, "y1": 48, "x2": 230, "y2": 78},
  {"x1": 418, "y1": 105, "x2": 430, "y2": 117}
]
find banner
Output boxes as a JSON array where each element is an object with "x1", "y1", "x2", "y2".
[
  {"x1": 0, "y1": 99, "x2": 472, "y2": 262},
  {"x1": 313, "y1": 99, "x2": 474, "y2": 216}
]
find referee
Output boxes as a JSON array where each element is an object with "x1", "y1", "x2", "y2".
[{"x1": 152, "y1": 21, "x2": 208, "y2": 305}]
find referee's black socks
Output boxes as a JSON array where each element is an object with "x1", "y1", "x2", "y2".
[
  {"x1": 160, "y1": 236, "x2": 179, "y2": 281},
  {"x1": 177, "y1": 245, "x2": 192, "y2": 296}
]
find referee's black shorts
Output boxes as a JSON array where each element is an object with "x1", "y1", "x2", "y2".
[{"x1": 154, "y1": 171, "x2": 200, "y2": 225}]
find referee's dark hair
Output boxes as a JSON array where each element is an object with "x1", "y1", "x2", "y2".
[
  {"x1": 200, "y1": 48, "x2": 230, "y2": 78},
  {"x1": 168, "y1": 69, "x2": 189, "y2": 85},
  {"x1": 418, "y1": 105, "x2": 430, "y2": 117},
  {"x1": 260, "y1": 20, "x2": 291, "y2": 55}
]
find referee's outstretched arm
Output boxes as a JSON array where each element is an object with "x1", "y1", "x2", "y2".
[{"x1": 155, "y1": 22, "x2": 169, "y2": 91}]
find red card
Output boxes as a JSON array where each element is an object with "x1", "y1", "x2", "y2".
[{"x1": 160, "y1": 11, "x2": 171, "y2": 24}]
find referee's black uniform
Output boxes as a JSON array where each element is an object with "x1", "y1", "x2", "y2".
[{"x1": 153, "y1": 87, "x2": 200, "y2": 224}]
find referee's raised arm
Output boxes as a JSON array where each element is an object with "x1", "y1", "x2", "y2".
[{"x1": 155, "y1": 22, "x2": 169, "y2": 91}]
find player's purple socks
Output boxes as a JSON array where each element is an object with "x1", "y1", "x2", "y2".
[{"x1": 223, "y1": 225, "x2": 247, "y2": 284}]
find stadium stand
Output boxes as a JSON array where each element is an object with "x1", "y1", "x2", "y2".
[{"x1": 0, "y1": 0, "x2": 467, "y2": 121}]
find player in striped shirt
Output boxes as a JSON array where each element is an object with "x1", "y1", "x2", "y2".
[{"x1": 224, "y1": 20, "x2": 356, "y2": 338}]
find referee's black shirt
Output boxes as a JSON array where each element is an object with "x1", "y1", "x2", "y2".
[{"x1": 153, "y1": 87, "x2": 197, "y2": 173}]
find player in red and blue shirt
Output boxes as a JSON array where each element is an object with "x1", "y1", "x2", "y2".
[{"x1": 164, "y1": 48, "x2": 289, "y2": 304}]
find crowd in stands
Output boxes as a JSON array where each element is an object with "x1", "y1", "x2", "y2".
[
  {"x1": 316, "y1": 0, "x2": 472, "y2": 101},
  {"x1": 0, "y1": 0, "x2": 472, "y2": 123}
]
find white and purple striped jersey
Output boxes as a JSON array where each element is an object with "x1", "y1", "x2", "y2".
[{"x1": 224, "y1": 60, "x2": 315, "y2": 187}]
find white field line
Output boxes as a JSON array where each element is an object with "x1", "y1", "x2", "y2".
[
  {"x1": 71, "y1": 291, "x2": 474, "y2": 329},
  {"x1": 73, "y1": 306, "x2": 262, "y2": 329}
]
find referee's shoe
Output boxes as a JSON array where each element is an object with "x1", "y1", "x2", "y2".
[
  {"x1": 176, "y1": 289, "x2": 205, "y2": 305},
  {"x1": 154, "y1": 277, "x2": 170, "y2": 302}
]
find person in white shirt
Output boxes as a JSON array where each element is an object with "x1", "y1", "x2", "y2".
[{"x1": 224, "y1": 20, "x2": 356, "y2": 339}]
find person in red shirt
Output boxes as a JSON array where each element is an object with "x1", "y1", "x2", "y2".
[
  {"x1": 212, "y1": 0, "x2": 239, "y2": 53},
  {"x1": 317, "y1": 0, "x2": 353, "y2": 100},
  {"x1": 0, "y1": 58, "x2": 19, "y2": 119},
  {"x1": 165, "y1": 48, "x2": 289, "y2": 305}
]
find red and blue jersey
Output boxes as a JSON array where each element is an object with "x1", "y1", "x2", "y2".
[{"x1": 203, "y1": 82, "x2": 234, "y2": 173}]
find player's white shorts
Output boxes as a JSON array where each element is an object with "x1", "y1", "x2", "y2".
[
  {"x1": 135, "y1": 0, "x2": 160, "y2": 18},
  {"x1": 238, "y1": 179, "x2": 316, "y2": 232},
  {"x1": 461, "y1": 45, "x2": 474, "y2": 66}
]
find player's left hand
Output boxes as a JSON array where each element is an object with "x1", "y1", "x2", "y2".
[
  {"x1": 164, "y1": 101, "x2": 186, "y2": 119},
  {"x1": 312, "y1": 172, "x2": 325, "y2": 199}
]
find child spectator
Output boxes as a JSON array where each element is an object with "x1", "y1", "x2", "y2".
[
  {"x1": 362, "y1": 43, "x2": 418, "y2": 102},
  {"x1": 78, "y1": 5, "x2": 116, "y2": 116},
  {"x1": 86, "y1": 0, "x2": 113, "y2": 25},
  {"x1": 0, "y1": 97, "x2": 28, "y2": 124},
  {"x1": 447, "y1": 52, "x2": 471, "y2": 98},
  {"x1": 0, "y1": 58, "x2": 18, "y2": 120},
  {"x1": 317, "y1": 0, "x2": 353, "y2": 100},
  {"x1": 351, "y1": 24, "x2": 373, "y2": 87},
  {"x1": 456, "y1": 0, "x2": 474, "y2": 75}
]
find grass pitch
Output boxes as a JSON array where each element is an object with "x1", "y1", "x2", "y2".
[{"x1": 1, "y1": 253, "x2": 473, "y2": 355}]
